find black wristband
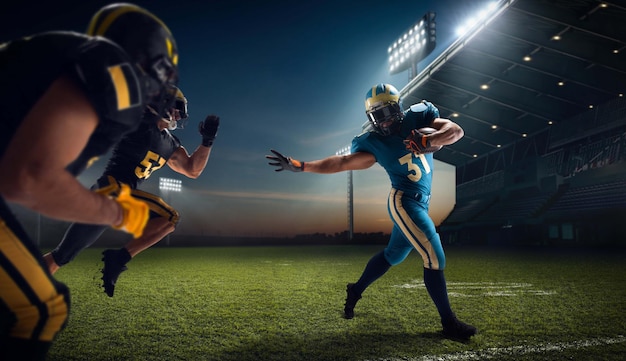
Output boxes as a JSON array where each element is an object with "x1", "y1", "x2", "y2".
[{"x1": 202, "y1": 137, "x2": 214, "y2": 147}]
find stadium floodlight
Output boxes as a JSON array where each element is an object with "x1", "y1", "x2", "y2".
[
  {"x1": 336, "y1": 146, "x2": 353, "y2": 240},
  {"x1": 159, "y1": 177, "x2": 181, "y2": 245},
  {"x1": 388, "y1": 11, "x2": 436, "y2": 76},
  {"x1": 159, "y1": 177, "x2": 182, "y2": 192},
  {"x1": 455, "y1": 1, "x2": 499, "y2": 37}
]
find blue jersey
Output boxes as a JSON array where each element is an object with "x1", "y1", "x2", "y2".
[{"x1": 352, "y1": 100, "x2": 439, "y2": 196}]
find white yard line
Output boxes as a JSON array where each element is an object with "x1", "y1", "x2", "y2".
[
  {"x1": 364, "y1": 335, "x2": 626, "y2": 361},
  {"x1": 392, "y1": 281, "x2": 555, "y2": 297}
]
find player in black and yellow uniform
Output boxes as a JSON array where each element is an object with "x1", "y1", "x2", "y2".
[
  {"x1": 0, "y1": 3, "x2": 179, "y2": 360},
  {"x1": 43, "y1": 87, "x2": 220, "y2": 297}
]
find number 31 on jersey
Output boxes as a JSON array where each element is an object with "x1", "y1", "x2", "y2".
[{"x1": 399, "y1": 153, "x2": 431, "y2": 182}]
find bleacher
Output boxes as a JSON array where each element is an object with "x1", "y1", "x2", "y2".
[
  {"x1": 472, "y1": 189, "x2": 555, "y2": 225},
  {"x1": 440, "y1": 109, "x2": 625, "y2": 246},
  {"x1": 443, "y1": 195, "x2": 498, "y2": 224},
  {"x1": 542, "y1": 178, "x2": 626, "y2": 220}
]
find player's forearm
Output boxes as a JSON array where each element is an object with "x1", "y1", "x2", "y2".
[
  {"x1": 1, "y1": 168, "x2": 122, "y2": 226},
  {"x1": 303, "y1": 155, "x2": 350, "y2": 174},
  {"x1": 429, "y1": 120, "x2": 464, "y2": 146}
]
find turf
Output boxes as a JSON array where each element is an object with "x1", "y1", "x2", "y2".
[{"x1": 46, "y1": 245, "x2": 626, "y2": 360}]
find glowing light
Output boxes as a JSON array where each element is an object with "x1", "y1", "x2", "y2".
[
  {"x1": 455, "y1": 1, "x2": 499, "y2": 37},
  {"x1": 388, "y1": 11, "x2": 436, "y2": 75},
  {"x1": 159, "y1": 177, "x2": 182, "y2": 192},
  {"x1": 335, "y1": 147, "x2": 351, "y2": 156}
]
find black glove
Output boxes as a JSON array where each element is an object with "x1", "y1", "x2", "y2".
[
  {"x1": 266, "y1": 149, "x2": 304, "y2": 172},
  {"x1": 199, "y1": 115, "x2": 220, "y2": 146}
]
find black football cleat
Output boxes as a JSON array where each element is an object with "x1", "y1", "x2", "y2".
[
  {"x1": 442, "y1": 317, "x2": 477, "y2": 341},
  {"x1": 343, "y1": 283, "x2": 362, "y2": 319},
  {"x1": 101, "y1": 249, "x2": 129, "y2": 297}
]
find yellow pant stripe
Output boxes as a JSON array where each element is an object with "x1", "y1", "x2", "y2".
[
  {"x1": 0, "y1": 221, "x2": 68, "y2": 341},
  {"x1": 95, "y1": 177, "x2": 180, "y2": 224},
  {"x1": 388, "y1": 190, "x2": 440, "y2": 269}
]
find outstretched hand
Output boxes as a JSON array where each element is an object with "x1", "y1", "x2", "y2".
[
  {"x1": 199, "y1": 115, "x2": 220, "y2": 147},
  {"x1": 266, "y1": 149, "x2": 304, "y2": 172}
]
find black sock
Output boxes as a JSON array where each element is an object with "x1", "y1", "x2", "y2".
[
  {"x1": 352, "y1": 251, "x2": 391, "y2": 295},
  {"x1": 118, "y1": 248, "x2": 132, "y2": 264},
  {"x1": 423, "y1": 268, "x2": 455, "y2": 323}
]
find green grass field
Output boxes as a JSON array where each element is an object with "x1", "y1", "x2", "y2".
[{"x1": 46, "y1": 245, "x2": 626, "y2": 361}]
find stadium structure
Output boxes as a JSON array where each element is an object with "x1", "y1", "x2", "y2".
[{"x1": 401, "y1": 0, "x2": 626, "y2": 246}]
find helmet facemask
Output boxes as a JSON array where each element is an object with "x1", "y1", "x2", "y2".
[
  {"x1": 366, "y1": 102, "x2": 403, "y2": 136},
  {"x1": 150, "y1": 85, "x2": 187, "y2": 131},
  {"x1": 364, "y1": 83, "x2": 403, "y2": 136},
  {"x1": 141, "y1": 54, "x2": 178, "y2": 116}
]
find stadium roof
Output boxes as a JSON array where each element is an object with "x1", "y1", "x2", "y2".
[{"x1": 400, "y1": 0, "x2": 626, "y2": 168}]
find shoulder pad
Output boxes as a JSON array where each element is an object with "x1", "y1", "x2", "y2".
[
  {"x1": 69, "y1": 37, "x2": 145, "y2": 130},
  {"x1": 409, "y1": 101, "x2": 428, "y2": 113}
]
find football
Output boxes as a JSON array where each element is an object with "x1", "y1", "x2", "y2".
[{"x1": 415, "y1": 127, "x2": 443, "y2": 153}]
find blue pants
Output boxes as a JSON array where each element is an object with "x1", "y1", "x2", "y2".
[{"x1": 385, "y1": 188, "x2": 446, "y2": 270}]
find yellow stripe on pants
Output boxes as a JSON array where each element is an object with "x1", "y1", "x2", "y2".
[{"x1": 0, "y1": 220, "x2": 68, "y2": 341}]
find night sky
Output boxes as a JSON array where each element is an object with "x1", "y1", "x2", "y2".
[{"x1": 1, "y1": 0, "x2": 495, "y2": 237}]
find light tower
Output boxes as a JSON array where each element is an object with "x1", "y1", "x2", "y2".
[
  {"x1": 387, "y1": 11, "x2": 437, "y2": 80},
  {"x1": 335, "y1": 145, "x2": 353, "y2": 240},
  {"x1": 159, "y1": 177, "x2": 181, "y2": 245}
]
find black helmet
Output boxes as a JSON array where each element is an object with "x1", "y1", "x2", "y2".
[{"x1": 87, "y1": 3, "x2": 179, "y2": 112}]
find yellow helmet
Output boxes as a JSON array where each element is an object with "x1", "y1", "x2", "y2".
[{"x1": 364, "y1": 84, "x2": 404, "y2": 136}]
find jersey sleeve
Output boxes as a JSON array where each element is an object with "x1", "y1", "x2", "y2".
[
  {"x1": 351, "y1": 132, "x2": 377, "y2": 160},
  {"x1": 170, "y1": 132, "x2": 182, "y2": 148}
]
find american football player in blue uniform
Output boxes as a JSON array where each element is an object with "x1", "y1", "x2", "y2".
[
  {"x1": 267, "y1": 83, "x2": 477, "y2": 341},
  {"x1": 43, "y1": 87, "x2": 220, "y2": 297},
  {"x1": 0, "y1": 3, "x2": 178, "y2": 360}
]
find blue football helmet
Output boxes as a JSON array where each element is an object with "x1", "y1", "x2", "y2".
[{"x1": 365, "y1": 83, "x2": 404, "y2": 136}]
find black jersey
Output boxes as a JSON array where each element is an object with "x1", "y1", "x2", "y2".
[
  {"x1": 0, "y1": 31, "x2": 146, "y2": 176},
  {"x1": 102, "y1": 113, "x2": 182, "y2": 189}
]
